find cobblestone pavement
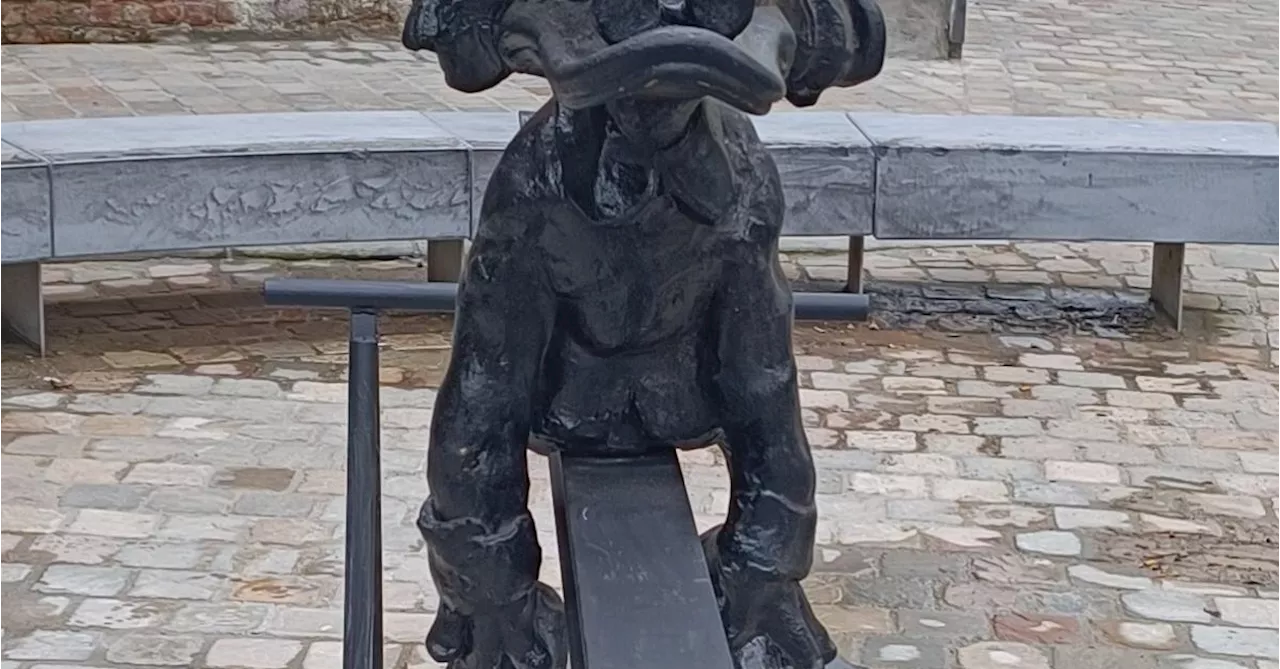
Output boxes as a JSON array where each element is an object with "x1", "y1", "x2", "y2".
[
  {"x1": 2, "y1": 246, "x2": 1278, "y2": 668},
  {"x1": 2, "y1": 0, "x2": 1277, "y2": 121}
]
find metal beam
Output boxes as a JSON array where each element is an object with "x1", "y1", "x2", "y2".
[
  {"x1": 549, "y1": 450, "x2": 734, "y2": 669},
  {"x1": 263, "y1": 278, "x2": 870, "y2": 321}
]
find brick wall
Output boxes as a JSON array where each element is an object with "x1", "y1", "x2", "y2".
[{"x1": 1, "y1": 0, "x2": 405, "y2": 43}]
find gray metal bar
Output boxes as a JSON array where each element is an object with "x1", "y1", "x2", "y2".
[
  {"x1": 549, "y1": 449, "x2": 735, "y2": 669},
  {"x1": 263, "y1": 278, "x2": 870, "y2": 321},
  {"x1": 344, "y1": 309, "x2": 384, "y2": 669}
]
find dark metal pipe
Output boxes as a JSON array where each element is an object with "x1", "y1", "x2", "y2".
[
  {"x1": 794, "y1": 290, "x2": 872, "y2": 321},
  {"x1": 264, "y1": 278, "x2": 869, "y2": 321},
  {"x1": 264, "y1": 278, "x2": 460, "y2": 312},
  {"x1": 343, "y1": 310, "x2": 384, "y2": 669}
]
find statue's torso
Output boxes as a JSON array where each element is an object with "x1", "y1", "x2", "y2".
[
  {"x1": 478, "y1": 100, "x2": 784, "y2": 455},
  {"x1": 533, "y1": 190, "x2": 728, "y2": 455}
]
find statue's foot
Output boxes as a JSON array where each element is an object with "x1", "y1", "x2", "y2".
[
  {"x1": 701, "y1": 526, "x2": 839, "y2": 669},
  {"x1": 426, "y1": 582, "x2": 567, "y2": 669}
]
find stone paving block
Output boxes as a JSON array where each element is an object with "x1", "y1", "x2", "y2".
[
  {"x1": 1053, "y1": 647, "x2": 1160, "y2": 669},
  {"x1": 993, "y1": 613, "x2": 1081, "y2": 645},
  {"x1": 1015, "y1": 531, "x2": 1082, "y2": 556},
  {"x1": 34, "y1": 565, "x2": 131, "y2": 596},
  {"x1": 206, "y1": 638, "x2": 305, "y2": 667},
  {"x1": 148, "y1": 488, "x2": 237, "y2": 514},
  {"x1": 958, "y1": 641, "x2": 1051, "y2": 669},
  {"x1": 1099, "y1": 620, "x2": 1179, "y2": 650},
  {"x1": 125, "y1": 463, "x2": 215, "y2": 486},
  {"x1": 1067, "y1": 564, "x2": 1152, "y2": 590},
  {"x1": 130, "y1": 569, "x2": 223, "y2": 600},
  {"x1": 60, "y1": 483, "x2": 146, "y2": 510},
  {"x1": 68, "y1": 598, "x2": 175, "y2": 629},
  {"x1": 65, "y1": 508, "x2": 160, "y2": 538},
  {"x1": 1190, "y1": 626, "x2": 1280, "y2": 659},
  {"x1": 1012, "y1": 481, "x2": 1091, "y2": 506},
  {"x1": 1156, "y1": 656, "x2": 1250, "y2": 669},
  {"x1": 841, "y1": 575, "x2": 943, "y2": 610},
  {"x1": 879, "y1": 551, "x2": 972, "y2": 580},
  {"x1": 26, "y1": 534, "x2": 121, "y2": 565},
  {"x1": 861, "y1": 637, "x2": 950, "y2": 668},
  {"x1": 1054, "y1": 507, "x2": 1132, "y2": 530},
  {"x1": 301, "y1": 641, "x2": 402, "y2": 669},
  {"x1": 1122, "y1": 590, "x2": 1215, "y2": 623},
  {"x1": 115, "y1": 541, "x2": 207, "y2": 569},
  {"x1": 159, "y1": 602, "x2": 272, "y2": 635},
  {"x1": 1214, "y1": 597, "x2": 1280, "y2": 628},
  {"x1": 899, "y1": 609, "x2": 992, "y2": 638},
  {"x1": 4, "y1": 630, "x2": 99, "y2": 660},
  {"x1": 105, "y1": 634, "x2": 204, "y2": 665}
]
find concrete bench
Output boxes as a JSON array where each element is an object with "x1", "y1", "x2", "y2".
[{"x1": 2, "y1": 110, "x2": 1275, "y2": 352}]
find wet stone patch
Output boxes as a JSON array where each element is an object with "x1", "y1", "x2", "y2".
[{"x1": 853, "y1": 281, "x2": 1158, "y2": 336}]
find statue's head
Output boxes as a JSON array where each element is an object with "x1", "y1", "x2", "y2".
[{"x1": 403, "y1": 0, "x2": 885, "y2": 114}]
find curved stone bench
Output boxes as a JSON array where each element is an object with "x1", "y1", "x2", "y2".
[{"x1": 2, "y1": 110, "x2": 1276, "y2": 351}]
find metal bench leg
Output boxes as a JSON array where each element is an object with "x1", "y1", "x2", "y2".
[
  {"x1": 846, "y1": 236, "x2": 865, "y2": 293},
  {"x1": 947, "y1": 0, "x2": 967, "y2": 59},
  {"x1": 426, "y1": 240, "x2": 468, "y2": 283},
  {"x1": 344, "y1": 309, "x2": 384, "y2": 669},
  {"x1": 1150, "y1": 242, "x2": 1185, "y2": 331},
  {"x1": 1, "y1": 262, "x2": 46, "y2": 356}
]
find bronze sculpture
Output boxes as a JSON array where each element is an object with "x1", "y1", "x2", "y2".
[{"x1": 403, "y1": 0, "x2": 886, "y2": 664}]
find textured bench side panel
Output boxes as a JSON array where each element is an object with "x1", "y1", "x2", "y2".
[
  {"x1": 874, "y1": 148, "x2": 1278, "y2": 243},
  {"x1": 856, "y1": 112, "x2": 1280, "y2": 244},
  {"x1": 50, "y1": 151, "x2": 471, "y2": 258},
  {"x1": 2, "y1": 140, "x2": 53, "y2": 263}
]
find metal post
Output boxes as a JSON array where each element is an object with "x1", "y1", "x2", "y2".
[{"x1": 344, "y1": 309, "x2": 384, "y2": 669}]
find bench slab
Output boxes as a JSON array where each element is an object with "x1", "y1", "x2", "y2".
[
  {"x1": 2, "y1": 113, "x2": 471, "y2": 259},
  {"x1": 853, "y1": 113, "x2": 1279, "y2": 244}
]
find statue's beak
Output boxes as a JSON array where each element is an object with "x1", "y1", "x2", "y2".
[{"x1": 499, "y1": 3, "x2": 795, "y2": 115}]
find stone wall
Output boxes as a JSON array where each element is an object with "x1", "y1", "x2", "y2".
[
  {"x1": 1, "y1": 0, "x2": 959, "y2": 60},
  {"x1": 1, "y1": 0, "x2": 406, "y2": 43}
]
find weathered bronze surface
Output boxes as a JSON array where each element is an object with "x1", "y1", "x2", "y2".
[{"x1": 404, "y1": 0, "x2": 885, "y2": 664}]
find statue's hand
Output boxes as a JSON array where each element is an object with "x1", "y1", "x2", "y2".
[
  {"x1": 426, "y1": 582, "x2": 567, "y2": 669},
  {"x1": 718, "y1": 576, "x2": 834, "y2": 669},
  {"x1": 703, "y1": 527, "x2": 837, "y2": 669}
]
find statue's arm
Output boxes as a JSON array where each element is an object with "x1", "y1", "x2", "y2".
[
  {"x1": 710, "y1": 236, "x2": 818, "y2": 582},
  {"x1": 419, "y1": 222, "x2": 555, "y2": 615}
]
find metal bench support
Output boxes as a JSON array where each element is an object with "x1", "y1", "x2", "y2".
[
  {"x1": 846, "y1": 236, "x2": 866, "y2": 294},
  {"x1": 426, "y1": 240, "x2": 468, "y2": 283},
  {"x1": 1, "y1": 262, "x2": 45, "y2": 356},
  {"x1": 947, "y1": 0, "x2": 967, "y2": 59},
  {"x1": 1151, "y1": 242, "x2": 1186, "y2": 330}
]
